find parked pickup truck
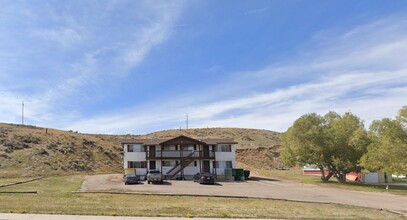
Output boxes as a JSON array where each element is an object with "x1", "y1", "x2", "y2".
[{"x1": 147, "y1": 169, "x2": 163, "y2": 184}]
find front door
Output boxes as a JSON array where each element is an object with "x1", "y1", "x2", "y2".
[
  {"x1": 203, "y1": 161, "x2": 210, "y2": 173},
  {"x1": 149, "y1": 145, "x2": 156, "y2": 158},
  {"x1": 203, "y1": 145, "x2": 209, "y2": 158}
]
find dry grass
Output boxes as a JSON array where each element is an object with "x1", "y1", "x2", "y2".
[
  {"x1": 1, "y1": 123, "x2": 282, "y2": 177},
  {"x1": 0, "y1": 123, "x2": 122, "y2": 177},
  {"x1": 138, "y1": 127, "x2": 282, "y2": 149},
  {"x1": 0, "y1": 175, "x2": 404, "y2": 219}
]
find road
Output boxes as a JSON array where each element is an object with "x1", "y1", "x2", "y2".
[{"x1": 0, "y1": 213, "x2": 276, "y2": 220}]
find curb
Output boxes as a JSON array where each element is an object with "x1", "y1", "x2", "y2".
[{"x1": 0, "y1": 177, "x2": 44, "y2": 188}]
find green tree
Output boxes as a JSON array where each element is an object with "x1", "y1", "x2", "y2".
[
  {"x1": 282, "y1": 111, "x2": 368, "y2": 183},
  {"x1": 282, "y1": 113, "x2": 329, "y2": 179},
  {"x1": 325, "y1": 112, "x2": 370, "y2": 182},
  {"x1": 361, "y1": 106, "x2": 407, "y2": 176}
]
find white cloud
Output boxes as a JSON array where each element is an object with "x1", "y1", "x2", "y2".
[
  {"x1": 244, "y1": 7, "x2": 269, "y2": 15},
  {"x1": 193, "y1": 74, "x2": 407, "y2": 131},
  {"x1": 0, "y1": 1, "x2": 187, "y2": 128},
  {"x1": 63, "y1": 15, "x2": 407, "y2": 134},
  {"x1": 122, "y1": 2, "x2": 185, "y2": 68},
  {"x1": 1, "y1": 6, "x2": 406, "y2": 135},
  {"x1": 32, "y1": 27, "x2": 84, "y2": 48}
]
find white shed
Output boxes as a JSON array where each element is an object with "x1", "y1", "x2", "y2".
[{"x1": 362, "y1": 172, "x2": 392, "y2": 184}]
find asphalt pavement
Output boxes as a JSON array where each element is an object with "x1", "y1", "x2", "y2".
[{"x1": 0, "y1": 213, "x2": 276, "y2": 220}]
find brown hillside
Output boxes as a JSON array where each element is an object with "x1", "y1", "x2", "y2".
[
  {"x1": 0, "y1": 123, "x2": 123, "y2": 177},
  {"x1": 0, "y1": 123, "x2": 282, "y2": 177},
  {"x1": 236, "y1": 146, "x2": 283, "y2": 170}
]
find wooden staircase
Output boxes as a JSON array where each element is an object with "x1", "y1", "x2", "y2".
[{"x1": 166, "y1": 151, "x2": 195, "y2": 179}]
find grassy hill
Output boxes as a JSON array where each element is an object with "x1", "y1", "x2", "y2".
[
  {"x1": 0, "y1": 123, "x2": 282, "y2": 177},
  {"x1": 0, "y1": 123, "x2": 123, "y2": 177}
]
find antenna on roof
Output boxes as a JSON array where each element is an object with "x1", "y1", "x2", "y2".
[
  {"x1": 186, "y1": 113, "x2": 189, "y2": 129},
  {"x1": 22, "y1": 101, "x2": 24, "y2": 125}
]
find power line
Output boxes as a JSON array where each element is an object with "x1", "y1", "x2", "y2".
[{"x1": 22, "y1": 101, "x2": 24, "y2": 125}]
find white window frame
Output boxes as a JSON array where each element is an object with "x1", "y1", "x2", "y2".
[
  {"x1": 217, "y1": 144, "x2": 231, "y2": 152},
  {"x1": 162, "y1": 160, "x2": 177, "y2": 167},
  {"x1": 128, "y1": 161, "x2": 147, "y2": 168},
  {"x1": 127, "y1": 145, "x2": 134, "y2": 152},
  {"x1": 215, "y1": 161, "x2": 232, "y2": 168}
]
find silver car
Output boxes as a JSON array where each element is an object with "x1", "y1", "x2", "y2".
[{"x1": 147, "y1": 170, "x2": 163, "y2": 184}]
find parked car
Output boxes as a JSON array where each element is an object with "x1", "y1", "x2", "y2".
[
  {"x1": 124, "y1": 174, "x2": 139, "y2": 185},
  {"x1": 147, "y1": 169, "x2": 163, "y2": 184},
  {"x1": 193, "y1": 172, "x2": 215, "y2": 184}
]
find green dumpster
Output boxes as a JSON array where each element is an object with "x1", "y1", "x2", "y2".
[{"x1": 232, "y1": 168, "x2": 244, "y2": 181}]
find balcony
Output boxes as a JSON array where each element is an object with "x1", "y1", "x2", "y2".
[{"x1": 147, "y1": 150, "x2": 215, "y2": 159}]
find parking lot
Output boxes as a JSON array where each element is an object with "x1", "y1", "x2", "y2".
[{"x1": 80, "y1": 174, "x2": 407, "y2": 215}]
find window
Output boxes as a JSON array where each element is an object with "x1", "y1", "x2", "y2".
[
  {"x1": 183, "y1": 144, "x2": 194, "y2": 151},
  {"x1": 162, "y1": 160, "x2": 177, "y2": 167},
  {"x1": 217, "y1": 144, "x2": 231, "y2": 152},
  {"x1": 163, "y1": 145, "x2": 176, "y2": 150},
  {"x1": 214, "y1": 161, "x2": 232, "y2": 168},
  {"x1": 226, "y1": 161, "x2": 232, "y2": 168},
  {"x1": 127, "y1": 145, "x2": 134, "y2": 152},
  {"x1": 127, "y1": 144, "x2": 144, "y2": 152},
  {"x1": 128, "y1": 161, "x2": 147, "y2": 168},
  {"x1": 149, "y1": 161, "x2": 156, "y2": 170},
  {"x1": 187, "y1": 161, "x2": 198, "y2": 167}
]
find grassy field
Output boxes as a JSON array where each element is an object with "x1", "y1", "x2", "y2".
[{"x1": 0, "y1": 175, "x2": 404, "y2": 219}]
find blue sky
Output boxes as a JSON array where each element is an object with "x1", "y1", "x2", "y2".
[{"x1": 1, "y1": 1, "x2": 407, "y2": 134}]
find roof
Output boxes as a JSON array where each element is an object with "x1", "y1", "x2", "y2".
[
  {"x1": 120, "y1": 138, "x2": 167, "y2": 145},
  {"x1": 159, "y1": 135, "x2": 207, "y2": 145},
  {"x1": 120, "y1": 135, "x2": 237, "y2": 145},
  {"x1": 200, "y1": 138, "x2": 238, "y2": 145}
]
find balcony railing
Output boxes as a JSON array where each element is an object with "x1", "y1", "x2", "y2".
[{"x1": 147, "y1": 150, "x2": 214, "y2": 159}]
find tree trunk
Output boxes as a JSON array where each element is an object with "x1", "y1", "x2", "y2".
[
  {"x1": 335, "y1": 172, "x2": 347, "y2": 183},
  {"x1": 320, "y1": 167, "x2": 334, "y2": 182}
]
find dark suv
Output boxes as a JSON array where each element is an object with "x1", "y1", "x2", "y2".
[
  {"x1": 124, "y1": 174, "x2": 139, "y2": 185},
  {"x1": 193, "y1": 172, "x2": 215, "y2": 184}
]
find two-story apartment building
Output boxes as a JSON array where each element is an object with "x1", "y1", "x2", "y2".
[{"x1": 121, "y1": 135, "x2": 237, "y2": 180}]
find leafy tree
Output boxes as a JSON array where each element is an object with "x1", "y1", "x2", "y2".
[
  {"x1": 282, "y1": 113, "x2": 328, "y2": 178},
  {"x1": 282, "y1": 111, "x2": 369, "y2": 183},
  {"x1": 396, "y1": 106, "x2": 407, "y2": 130},
  {"x1": 325, "y1": 112, "x2": 370, "y2": 182},
  {"x1": 361, "y1": 106, "x2": 407, "y2": 176}
]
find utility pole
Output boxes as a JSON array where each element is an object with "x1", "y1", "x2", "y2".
[
  {"x1": 186, "y1": 113, "x2": 189, "y2": 129},
  {"x1": 22, "y1": 101, "x2": 24, "y2": 125}
]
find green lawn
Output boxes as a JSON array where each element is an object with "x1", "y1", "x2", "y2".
[{"x1": 0, "y1": 175, "x2": 405, "y2": 219}]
